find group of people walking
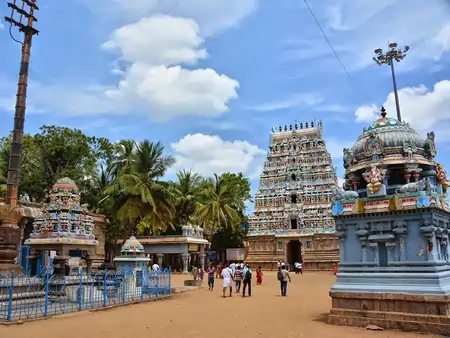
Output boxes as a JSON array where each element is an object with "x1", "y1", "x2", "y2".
[
  {"x1": 202, "y1": 262, "x2": 263, "y2": 298},
  {"x1": 195, "y1": 260, "x2": 299, "y2": 297}
]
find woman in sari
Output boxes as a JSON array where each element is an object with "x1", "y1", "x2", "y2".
[{"x1": 256, "y1": 265, "x2": 263, "y2": 285}]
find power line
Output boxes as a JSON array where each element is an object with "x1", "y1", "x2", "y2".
[{"x1": 302, "y1": 0, "x2": 373, "y2": 104}]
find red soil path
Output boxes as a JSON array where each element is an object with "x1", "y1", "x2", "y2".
[{"x1": 0, "y1": 272, "x2": 440, "y2": 338}]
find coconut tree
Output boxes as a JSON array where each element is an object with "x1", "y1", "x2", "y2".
[
  {"x1": 105, "y1": 140, "x2": 176, "y2": 241},
  {"x1": 110, "y1": 139, "x2": 137, "y2": 178},
  {"x1": 194, "y1": 173, "x2": 241, "y2": 240},
  {"x1": 170, "y1": 170, "x2": 204, "y2": 226}
]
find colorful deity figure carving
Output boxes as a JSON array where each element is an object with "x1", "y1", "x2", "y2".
[
  {"x1": 423, "y1": 131, "x2": 437, "y2": 160},
  {"x1": 363, "y1": 130, "x2": 384, "y2": 158},
  {"x1": 343, "y1": 148, "x2": 356, "y2": 169},
  {"x1": 363, "y1": 165, "x2": 386, "y2": 194},
  {"x1": 402, "y1": 140, "x2": 417, "y2": 159},
  {"x1": 436, "y1": 163, "x2": 449, "y2": 193}
]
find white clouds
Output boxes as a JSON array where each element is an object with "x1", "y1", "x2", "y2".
[
  {"x1": 101, "y1": 13, "x2": 239, "y2": 121},
  {"x1": 105, "y1": 65, "x2": 238, "y2": 121},
  {"x1": 355, "y1": 80, "x2": 450, "y2": 135},
  {"x1": 102, "y1": 16, "x2": 207, "y2": 66},
  {"x1": 0, "y1": 2, "x2": 250, "y2": 121},
  {"x1": 170, "y1": 133, "x2": 266, "y2": 177},
  {"x1": 293, "y1": 0, "x2": 450, "y2": 72}
]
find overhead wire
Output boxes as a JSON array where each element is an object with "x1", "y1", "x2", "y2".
[{"x1": 302, "y1": 0, "x2": 374, "y2": 105}]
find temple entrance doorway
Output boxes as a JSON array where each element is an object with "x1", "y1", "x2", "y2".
[{"x1": 287, "y1": 240, "x2": 302, "y2": 265}]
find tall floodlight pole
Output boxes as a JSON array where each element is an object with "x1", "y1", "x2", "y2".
[
  {"x1": 372, "y1": 42, "x2": 409, "y2": 122},
  {"x1": 0, "y1": 0, "x2": 39, "y2": 274},
  {"x1": 4, "y1": 0, "x2": 39, "y2": 207}
]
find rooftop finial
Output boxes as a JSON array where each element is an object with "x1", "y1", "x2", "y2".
[{"x1": 380, "y1": 106, "x2": 387, "y2": 118}]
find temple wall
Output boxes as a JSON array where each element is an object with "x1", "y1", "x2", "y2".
[
  {"x1": 246, "y1": 233, "x2": 339, "y2": 270},
  {"x1": 91, "y1": 213, "x2": 107, "y2": 266}
]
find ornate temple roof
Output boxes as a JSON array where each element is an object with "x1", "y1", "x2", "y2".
[
  {"x1": 121, "y1": 236, "x2": 145, "y2": 255},
  {"x1": 53, "y1": 177, "x2": 78, "y2": 191},
  {"x1": 344, "y1": 108, "x2": 434, "y2": 174}
]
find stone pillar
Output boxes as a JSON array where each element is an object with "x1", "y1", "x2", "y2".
[
  {"x1": 156, "y1": 253, "x2": 164, "y2": 267},
  {"x1": 181, "y1": 253, "x2": 189, "y2": 274},
  {"x1": 420, "y1": 221, "x2": 436, "y2": 261},
  {"x1": 199, "y1": 244, "x2": 205, "y2": 268},
  {"x1": 412, "y1": 171, "x2": 420, "y2": 182},
  {"x1": 355, "y1": 224, "x2": 369, "y2": 264},
  {"x1": 0, "y1": 207, "x2": 22, "y2": 276},
  {"x1": 404, "y1": 171, "x2": 411, "y2": 184},
  {"x1": 85, "y1": 256, "x2": 93, "y2": 275},
  {"x1": 351, "y1": 178, "x2": 360, "y2": 191},
  {"x1": 393, "y1": 221, "x2": 408, "y2": 262},
  {"x1": 398, "y1": 236, "x2": 406, "y2": 261},
  {"x1": 386, "y1": 242, "x2": 396, "y2": 264},
  {"x1": 369, "y1": 242, "x2": 379, "y2": 266}
]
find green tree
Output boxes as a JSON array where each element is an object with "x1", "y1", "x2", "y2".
[
  {"x1": 194, "y1": 173, "x2": 241, "y2": 240},
  {"x1": 105, "y1": 140, "x2": 176, "y2": 241},
  {"x1": 170, "y1": 170, "x2": 203, "y2": 226},
  {"x1": 0, "y1": 134, "x2": 45, "y2": 201}
]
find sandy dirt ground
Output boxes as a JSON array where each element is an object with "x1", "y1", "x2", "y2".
[{"x1": 0, "y1": 271, "x2": 442, "y2": 338}]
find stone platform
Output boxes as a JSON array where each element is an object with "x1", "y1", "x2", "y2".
[{"x1": 329, "y1": 291, "x2": 450, "y2": 336}]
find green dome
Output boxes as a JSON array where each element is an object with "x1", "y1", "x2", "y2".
[
  {"x1": 367, "y1": 116, "x2": 403, "y2": 131},
  {"x1": 56, "y1": 177, "x2": 76, "y2": 185}
]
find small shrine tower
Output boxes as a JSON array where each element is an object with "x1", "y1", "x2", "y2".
[
  {"x1": 25, "y1": 177, "x2": 98, "y2": 274},
  {"x1": 328, "y1": 108, "x2": 450, "y2": 334},
  {"x1": 114, "y1": 236, "x2": 150, "y2": 272}
]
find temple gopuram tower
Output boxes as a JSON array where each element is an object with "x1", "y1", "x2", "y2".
[{"x1": 246, "y1": 121, "x2": 340, "y2": 270}]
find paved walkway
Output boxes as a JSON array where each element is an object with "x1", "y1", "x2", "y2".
[{"x1": 0, "y1": 272, "x2": 436, "y2": 337}]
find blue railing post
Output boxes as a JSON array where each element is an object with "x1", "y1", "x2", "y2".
[
  {"x1": 168, "y1": 267, "x2": 171, "y2": 294},
  {"x1": 77, "y1": 270, "x2": 83, "y2": 311},
  {"x1": 155, "y1": 270, "x2": 159, "y2": 297},
  {"x1": 122, "y1": 272, "x2": 126, "y2": 303},
  {"x1": 44, "y1": 271, "x2": 49, "y2": 317},
  {"x1": 140, "y1": 269, "x2": 145, "y2": 300},
  {"x1": 7, "y1": 273, "x2": 14, "y2": 321},
  {"x1": 103, "y1": 269, "x2": 107, "y2": 307}
]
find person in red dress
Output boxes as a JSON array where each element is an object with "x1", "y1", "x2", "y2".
[{"x1": 256, "y1": 265, "x2": 263, "y2": 285}]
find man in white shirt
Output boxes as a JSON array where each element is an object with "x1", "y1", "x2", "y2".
[
  {"x1": 230, "y1": 262, "x2": 236, "y2": 274},
  {"x1": 276, "y1": 261, "x2": 281, "y2": 269},
  {"x1": 221, "y1": 263, "x2": 233, "y2": 298}
]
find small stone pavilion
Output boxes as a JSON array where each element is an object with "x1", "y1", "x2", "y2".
[
  {"x1": 24, "y1": 178, "x2": 99, "y2": 274},
  {"x1": 114, "y1": 236, "x2": 150, "y2": 272},
  {"x1": 328, "y1": 108, "x2": 450, "y2": 335},
  {"x1": 132, "y1": 225, "x2": 209, "y2": 273}
]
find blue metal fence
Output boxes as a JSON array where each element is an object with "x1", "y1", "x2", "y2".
[{"x1": 0, "y1": 269, "x2": 171, "y2": 322}]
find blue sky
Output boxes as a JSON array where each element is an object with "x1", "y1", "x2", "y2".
[{"x1": 1, "y1": 0, "x2": 450, "y2": 213}]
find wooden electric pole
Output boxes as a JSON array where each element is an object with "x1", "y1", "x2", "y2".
[{"x1": 4, "y1": 0, "x2": 39, "y2": 207}]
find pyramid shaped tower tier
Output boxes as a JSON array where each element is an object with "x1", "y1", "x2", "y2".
[
  {"x1": 246, "y1": 121, "x2": 340, "y2": 270},
  {"x1": 26, "y1": 177, "x2": 98, "y2": 246}
]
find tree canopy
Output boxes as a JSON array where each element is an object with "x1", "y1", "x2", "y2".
[{"x1": 0, "y1": 125, "x2": 252, "y2": 250}]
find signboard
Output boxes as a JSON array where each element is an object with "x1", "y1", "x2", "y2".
[
  {"x1": 205, "y1": 251, "x2": 217, "y2": 260},
  {"x1": 188, "y1": 244, "x2": 199, "y2": 252},
  {"x1": 226, "y1": 248, "x2": 245, "y2": 261}
]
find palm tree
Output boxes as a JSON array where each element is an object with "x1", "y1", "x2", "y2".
[
  {"x1": 105, "y1": 140, "x2": 176, "y2": 241},
  {"x1": 110, "y1": 140, "x2": 137, "y2": 178},
  {"x1": 194, "y1": 173, "x2": 241, "y2": 240},
  {"x1": 170, "y1": 170, "x2": 203, "y2": 226}
]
